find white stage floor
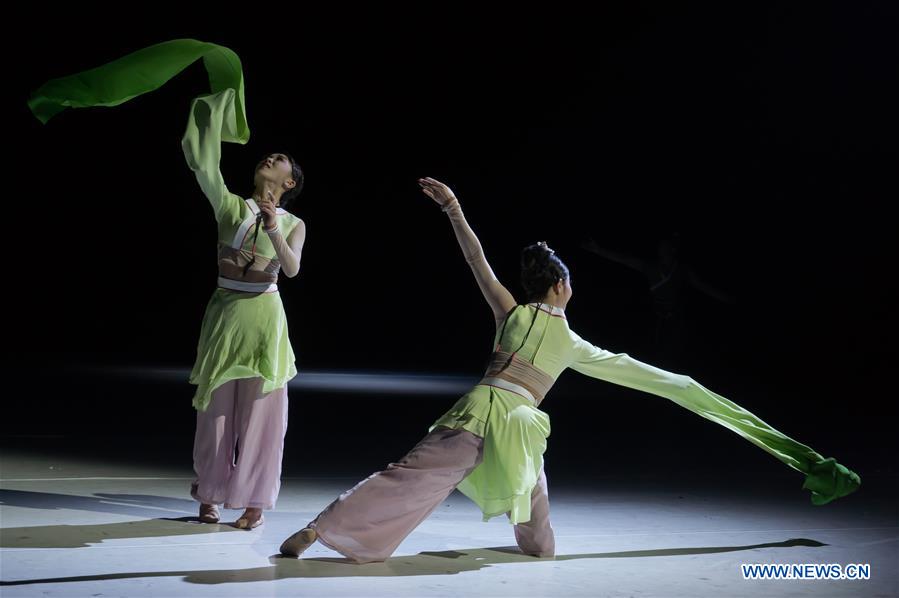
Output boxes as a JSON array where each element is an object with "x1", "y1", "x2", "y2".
[{"x1": 1, "y1": 450, "x2": 896, "y2": 597}]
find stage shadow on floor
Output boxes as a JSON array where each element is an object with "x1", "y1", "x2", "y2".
[
  {"x1": 0, "y1": 489, "x2": 197, "y2": 518},
  {"x1": 0, "y1": 490, "x2": 244, "y2": 548},
  {"x1": 1, "y1": 538, "x2": 826, "y2": 586}
]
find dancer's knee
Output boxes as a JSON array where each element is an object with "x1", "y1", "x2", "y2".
[{"x1": 515, "y1": 526, "x2": 555, "y2": 558}]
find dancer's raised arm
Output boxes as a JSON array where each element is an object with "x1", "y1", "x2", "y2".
[{"x1": 419, "y1": 177, "x2": 516, "y2": 321}]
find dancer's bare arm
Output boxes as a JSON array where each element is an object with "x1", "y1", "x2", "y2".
[
  {"x1": 419, "y1": 177, "x2": 516, "y2": 321},
  {"x1": 259, "y1": 192, "x2": 306, "y2": 278}
]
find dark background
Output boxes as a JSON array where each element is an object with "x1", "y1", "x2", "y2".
[{"x1": 3, "y1": 5, "x2": 896, "y2": 484}]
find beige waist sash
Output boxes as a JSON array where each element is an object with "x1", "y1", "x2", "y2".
[
  {"x1": 217, "y1": 245, "x2": 280, "y2": 293},
  {"x1": 477, "y1": 351, "x2": 555, "y2": 407}
]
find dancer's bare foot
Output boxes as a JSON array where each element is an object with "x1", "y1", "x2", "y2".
[
  {"x1": 198, "y1": 503, "x2": 220, "y2": 523},
  {"x1": 280, "y1": 527, "x2": 317, "y2": 557},
  {"x1": 235, "y1": 507, "x2": 264, "y2": 530}
]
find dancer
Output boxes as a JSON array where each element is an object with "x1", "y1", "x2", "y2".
[
  {"x1": 280, "y1": 177, "x2": 859, "y2": 563},
  {"x1": 28, "y1": 39, "x2": 307, "y2": 530}
]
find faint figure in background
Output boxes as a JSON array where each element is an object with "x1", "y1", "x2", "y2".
[{"x1": 581, "y1": 233, "x2": 733, "y2": 368}]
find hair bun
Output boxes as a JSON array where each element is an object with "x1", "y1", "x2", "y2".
[
  {"x1": 519, "y1": 241, "x2": 569, "y2": 302},
  {"x1": 537, "y1": 241, "x2": 555, "y2": 255},
  {"x1": 521, "y1": 245, "x2": 548, "y2": 270},
  {"x1": 521, "y1": 242, "x2": 554, "y2": 268}
]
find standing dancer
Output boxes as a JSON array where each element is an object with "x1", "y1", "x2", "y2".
[{"x1": 28, "y1": 39, "x2": 307, "y2": 530}]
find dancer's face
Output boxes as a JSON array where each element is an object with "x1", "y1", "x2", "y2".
[{"x1": 254, "y1": 153, "x2": 296, "y2": 197}]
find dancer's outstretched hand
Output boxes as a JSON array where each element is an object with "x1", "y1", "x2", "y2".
[{"x1": 418, "y1": 177, "x2": 458, "y2": 208}]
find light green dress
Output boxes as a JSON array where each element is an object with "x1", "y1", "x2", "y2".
[
  {"x1": 183, "y1": 89, "x2": 301, "y2": 411},
  {"x1": 433, "y1": 303, "x2": 860, "y2": 524}
]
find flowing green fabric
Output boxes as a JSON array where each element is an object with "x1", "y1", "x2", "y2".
[
  {"x1": 28, "y1": 38, "x2": 248, "y2": 143},
  {"x1": 567, "y1": 338, "x2": 861, "y2": 506}
]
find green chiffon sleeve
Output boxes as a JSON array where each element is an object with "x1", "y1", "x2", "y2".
[{"x1": 569, "y1": 336, "x2": 861, "y2": 505}]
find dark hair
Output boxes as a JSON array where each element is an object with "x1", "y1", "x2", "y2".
[
  {"x1": 520, "y1": 242, "x2": 570, "y2": 302},
  {"x1": 278, "y1": 152, "x2": 304, "y2": 208}
]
